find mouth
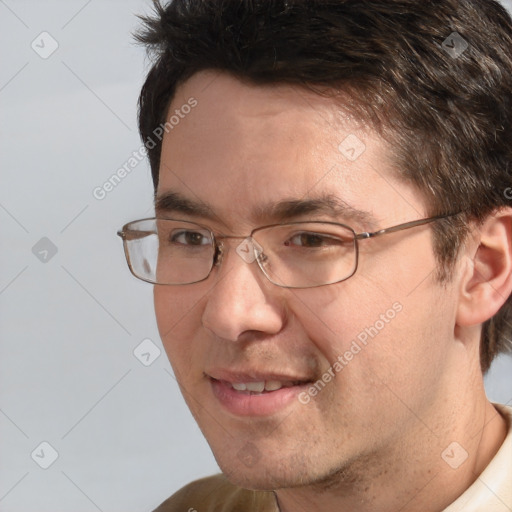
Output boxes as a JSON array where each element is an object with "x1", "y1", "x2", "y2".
[
  {"x1": 206, "y1": 371, "x2": 315, "y2": 416},
  {"x1": 223, "y1": 378, "x2": 305, "y2": 394}
]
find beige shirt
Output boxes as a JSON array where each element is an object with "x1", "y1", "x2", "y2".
[{"x1": 154, "y1": 404, "x2": 512, "y2": 512}]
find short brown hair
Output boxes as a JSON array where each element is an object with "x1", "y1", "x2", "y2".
[{"x1": 136, "y1": 0, "x2": 512, "y2": 372}]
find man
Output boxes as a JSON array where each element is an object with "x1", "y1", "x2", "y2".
[{"x1": 117, "y1": 0, "x2": 512, "y2": 510}]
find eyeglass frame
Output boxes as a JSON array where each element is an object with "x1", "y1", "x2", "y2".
[{"x1": 116, "y1": 212, "x2": 461, "y2": 289}]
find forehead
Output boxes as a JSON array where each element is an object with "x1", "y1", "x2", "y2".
[
  {"x1": 169, "y1": 70, "x2": 363, "y2": 144},
  {"x1": 157, "y1": 71, "x2": 425, "y2": 228}
]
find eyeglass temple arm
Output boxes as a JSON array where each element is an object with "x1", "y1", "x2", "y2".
[{"x1": 355, "y1": 213, "x2": 460, "y2": 240}]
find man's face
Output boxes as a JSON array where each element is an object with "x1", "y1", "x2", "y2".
[{"x1": 153, "y1": 71, "x2": 459, "y2": 489}]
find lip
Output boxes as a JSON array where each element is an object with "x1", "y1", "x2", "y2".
[
  {"x1": 206, "y1": 369, "x2": 314, "y2": 417},
  {"x1": 207, "y1": 368, "x2": 313, "y2": 384}
]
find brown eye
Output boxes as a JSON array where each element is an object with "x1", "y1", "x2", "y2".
[
  {"x1": 285, "y1": 232, "x2": 345, "y2": 248},
  {"x1": 170, "y1": 230, "x2": 211, "y2": 246}
]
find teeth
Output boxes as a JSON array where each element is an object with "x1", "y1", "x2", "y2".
[
  {"x1": 264, "y1": 380, "x2": 284, "y2": 391},
  {"x1": 245, "y1": 381, "x2": 265, "y2": 392},
  {"x1": 230, "y1": 380, "x2": 292, "y2": 392}
]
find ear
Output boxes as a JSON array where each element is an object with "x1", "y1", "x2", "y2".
[{"x1": 456, "y1": 208, "x2": 512, "y2": 326}]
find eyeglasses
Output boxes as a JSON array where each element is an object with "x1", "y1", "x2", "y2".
[{"x1": 117, "y1": 213, "x2": 460, "y2": 289}]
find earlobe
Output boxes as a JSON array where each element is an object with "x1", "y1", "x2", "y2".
[{"x1": 456, "y1": 209, "x2": 512, "y2": 327}]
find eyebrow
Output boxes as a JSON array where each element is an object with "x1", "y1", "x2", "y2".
[{"x1": 154, "y1": 190, "x2": 377, "y2": 229}]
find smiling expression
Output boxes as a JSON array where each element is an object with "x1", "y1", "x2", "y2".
[{"x1": 152, "y1": 70, "x2": 461, "y2": 490}]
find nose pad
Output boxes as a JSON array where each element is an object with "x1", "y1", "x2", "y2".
[{"x1": 213, "y1": 242, "x2": 224, "y2": 267}]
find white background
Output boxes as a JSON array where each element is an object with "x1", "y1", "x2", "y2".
[{"x1": 1, "y1": 1, "x2": 511, "y2": 511}]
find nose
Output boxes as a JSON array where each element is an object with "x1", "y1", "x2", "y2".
[{"x1": 201, "y1": 237, "x2": 286, "y2": 342}]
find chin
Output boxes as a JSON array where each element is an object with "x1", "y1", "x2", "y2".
[
  {"x1": 211, "y1": 448, "x2": 325, "y2": 491},
  {"x1": 219, "y1": 465, "x2": 301, "y2": 491}
]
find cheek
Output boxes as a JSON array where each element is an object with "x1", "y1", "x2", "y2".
[
  {"x1": 289, "y1": 280, "x2": 399, "y2": 364},
  {"x1": 289, "y1": 273, "x2": 455, "y2": 405},
  {"x1": 153, "y1": 286, "x2": 204, "y2": 369},
  {"x1": 153, "y1": 283, "x2": 209, "y2": 331}
]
